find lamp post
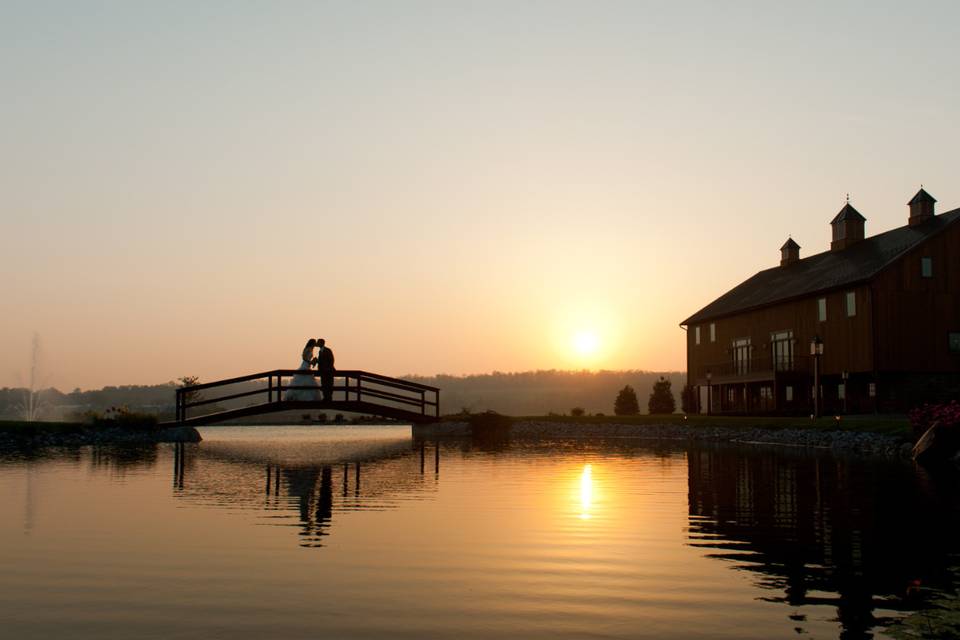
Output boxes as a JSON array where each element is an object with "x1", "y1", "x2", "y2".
[
  {"x1": 810, "y1": 336, "x2": 823, "y2": 418},
  {"x1": 841, "y1": 370, "x2": 849, "y2": 415},
  {"x1": 706, "y1": 371, "x2": 712, "y2": 416}
]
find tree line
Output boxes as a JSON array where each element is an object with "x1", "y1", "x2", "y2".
[
  {"x1": 1, "y1": 369, "x2": 688, "y2": 421},
  {"x1": 404, "y1": 369, "x2": 685, "y2": 416}
]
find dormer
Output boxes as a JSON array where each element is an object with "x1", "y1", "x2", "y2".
[
  {"x1": 908, "y1": 187, "x2": 936, "y2": 227},
  {"x1": 780, "y1": 237, "x2": 800, "y2": 266},
  {"x1": 830, "y1": 202, "x2": 865, "y2": 251}
]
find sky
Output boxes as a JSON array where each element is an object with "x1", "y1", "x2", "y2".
[{"x1": 2, "y1": 1, "x2": 959, "y2": 390}]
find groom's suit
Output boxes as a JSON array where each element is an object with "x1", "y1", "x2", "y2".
[{"x1": 318, "y1": 346, "x2": 335, "y2": 402}]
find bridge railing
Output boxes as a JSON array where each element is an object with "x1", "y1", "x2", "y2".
[{"x1": 175, "y1": 369, "x2": 440, "y2": 422}]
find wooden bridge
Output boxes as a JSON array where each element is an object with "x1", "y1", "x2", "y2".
[{"x1": 175, "y1": 370, "x2": 440, "y2": 426}]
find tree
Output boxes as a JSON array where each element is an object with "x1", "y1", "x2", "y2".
[
  {"x1": 177, "y1": 376, "x2": 203, "y2": 406},
  {"x1": 570, "y1": 407, "x2": 585, "y2": 417},
  {"x1": 614, "y1": 385, "x2": 640, "y2": 416},
  {"x1": 680, "y1": 383, "x2": 697, "y2": 414},
  {"x1": 648, "y1": 376, "x2": 676, "y2": 414}
]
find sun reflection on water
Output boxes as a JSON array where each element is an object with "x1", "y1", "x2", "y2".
[{"x1": 580, "y1": 463, "x2": 592, "y2": 520}]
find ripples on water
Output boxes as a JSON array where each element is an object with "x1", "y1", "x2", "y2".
[{"x1": 1, "y1": 425, "x2": 959, "y2": 639}]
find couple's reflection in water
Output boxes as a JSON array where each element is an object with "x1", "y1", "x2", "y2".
[
  {"x1": 165, "y1": 437, "x2": 960, "y2": 639},
  {"x1": 170, "y1": 438, "x2": 443, "y2": 548}
]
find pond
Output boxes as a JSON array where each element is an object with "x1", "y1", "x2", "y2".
[{"x1": 1, "y1": 425, "x2": 958, "y2": 639}]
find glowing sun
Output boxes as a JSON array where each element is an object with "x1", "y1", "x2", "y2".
[{"x1": 573, "y1": 330, "x2": 600, "y2": 356}]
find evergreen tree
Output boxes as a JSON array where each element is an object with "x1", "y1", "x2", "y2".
[
  {"x1": 648, "y1": 376, "x2": 676, "y2": 414},
  {"x1": 614, "y1": 385, "x2": 640, "y2": 416},
  {"x1": 680, "y1": 383, "x2": 697, "y2": 414}
]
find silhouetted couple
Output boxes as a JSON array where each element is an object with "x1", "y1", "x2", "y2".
[{"x1": 285, "y1": 338, "x2": 335, "y2": 402}]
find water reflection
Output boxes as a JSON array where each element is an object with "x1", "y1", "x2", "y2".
[
  {"x1": 579, "y1": 464, "x2": 592, "y2": 520},
  {"x1": 167, "y1": 429, "x2": 444, "y2": 548},
  {"x1": 90, "y1": 444, "x2": 158, "y2": 474},
  {"x1": 8, "y1": 430, "x2": 960, "y2": 638},
  {"x1": 687, "y1": 445, "x2": 960, "y2": 639}
]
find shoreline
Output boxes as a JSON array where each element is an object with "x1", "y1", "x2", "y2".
[
  {"x1": 413, "y1": 420, "x2": 914, "y2": 459},
  {"x1": 0, "y1": 418, "x2": 913, "y2": 459},
  {"x1": 0, "y1": 422, "x2": 202, "y2": 449}
]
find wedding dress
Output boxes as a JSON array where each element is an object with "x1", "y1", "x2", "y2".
[{"x1": 284, "y1": 358, "x2": 320, "y2": 401}]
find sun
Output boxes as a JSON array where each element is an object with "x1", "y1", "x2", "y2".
[{"x1": 572, "y1": 330, "x2": 600, "y2": 356}]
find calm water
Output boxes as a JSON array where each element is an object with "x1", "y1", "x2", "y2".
[{"x1": 2, "y1": 426, "x2": 959, "y2": 639}]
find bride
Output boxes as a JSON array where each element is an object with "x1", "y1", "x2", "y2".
[{"x1": 284, "y1": 339, "x2": 321, "y2": 401}]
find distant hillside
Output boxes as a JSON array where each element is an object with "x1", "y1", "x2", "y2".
[
  {"x1": 0, "y1": 369, "x2": 687, "y2": 421},
  {"x1": 0, "y1": 384, "x2": 178, "y2": 422},
  {"x1": 404, "y1": 370, "x2": 686, "y2": 416}
]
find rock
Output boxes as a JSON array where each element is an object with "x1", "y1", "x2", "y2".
[
  {"x1": 912, "y1": 421, "x2": 960, "y2": 466},
  {"x1": 155, "y1": 426, "x2": 203, "y2": 443},
  {"x1": 412, "y1": 422, "x2": 470, "y2": 438}
]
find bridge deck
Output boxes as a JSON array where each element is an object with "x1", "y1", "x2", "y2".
[{"x1": 175, "y1": 369, "x2": 440, "y2": 426}]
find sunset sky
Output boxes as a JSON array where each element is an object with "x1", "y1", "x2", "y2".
[{"x1": 2, "y1": 1, "x2": 958, "y2": 390}]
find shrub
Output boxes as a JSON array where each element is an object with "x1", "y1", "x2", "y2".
[
  {"x1": 648, "y1": 377, "x2": 676, "y2": 415},
  {"x1": 85, "y1": 406, "x2": 159, "y2": 430},
  {"x1": 909, "y1": 400, "x2": 960, "y2": 439},
  {"x1": 467, "y1": 411, "x2": 512, "y2": 436},
  {"x1": 614, "y1": 385, "x2": 639, "y2": 416},
  {"x1": 680, "y1": 383, "x2": 697, "y2": 414}
]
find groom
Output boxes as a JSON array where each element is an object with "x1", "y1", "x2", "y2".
[{"x1": 316, "y1": 338, "x2": 335, "y2": 402}]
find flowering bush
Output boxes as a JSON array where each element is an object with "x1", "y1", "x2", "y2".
[
  {"x1": 83, "y1": 406, "x2": 158, "y2": 430},
  {"x1": 909, "y1": 400, "x2": 960, "y2": 439}
]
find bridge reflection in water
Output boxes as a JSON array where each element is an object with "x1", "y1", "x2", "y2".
[
  {"x1": 687, "y1": 446, "x2": 960, "y2": 639},
  {"x1": 170, "y1": 434, "x2": 443, "y2": 548},
  {"x1": 158, "y1": 434, "x2": 960, "y2": 639}
]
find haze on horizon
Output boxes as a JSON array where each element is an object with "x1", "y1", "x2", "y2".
[{"x1": 2, "y1": 1, "x2": 958, "y2": 391}]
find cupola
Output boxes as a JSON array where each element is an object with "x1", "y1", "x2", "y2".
[
  {"x1": 780, "y1": 237, "x2": 800, "y2": 266},
  {"x1": 830, "y1": 200, "x2": 866, "y2": 251},
  {"x1": 908, "y1": 187, "x2": 936, "y2": 227}
]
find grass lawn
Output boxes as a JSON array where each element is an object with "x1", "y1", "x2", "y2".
[
  {"x1": 0, "y1": 417, "x2": 160, "y2": 435},
  {"x1": 0, "y1": 420, "x2": 86, "y2": 435},
  {"x1": 446, "y1": 412, "x2": 911, "y2": 438}
]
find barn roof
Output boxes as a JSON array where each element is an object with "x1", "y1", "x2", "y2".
[
  {"x1": 908, "y1": 188, "x2": 937, "y2": 205},
  {"x1": 830, "y1": 203, "x2": 866, "y2": 225},
  {"x1": 682, "y1": 207, "x2": 960, "y2": 326}
]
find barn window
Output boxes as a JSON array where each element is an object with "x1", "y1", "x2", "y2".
[
  {"x1": 710, "y1": 323, "x2": 716, "y2": 342},
  {"x1": 695, "y1": 326, "x2": 701, "y2": 345},
  {"x1": 732, "y1": 337, "x2": 752, "y2": 375},
  {"x1": 818, "y1": 298, "x2": 826, "y2": 322},
  {"x1": 845, "y1": 291, "x2": 856, "y2": 317},
  {"x1": 771, "y1": 330, "x2": 794, "y2": 371},
  {"x1": 950, "y1": 332, "x2": 960, "y2": 353},
  {"x1": 922, "y1": 257, "x2": 933, "y2": 278}
]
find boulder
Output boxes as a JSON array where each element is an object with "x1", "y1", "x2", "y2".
[
  {"x1": 154, "y1": 426, "x2": 203, "y2": 443},
  {"x1": 912, "y1": 421, "x2": 960, "y2": 466}
]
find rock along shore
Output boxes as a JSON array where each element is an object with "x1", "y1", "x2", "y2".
[
  {"x1": 0, "y1": 425, "x2": 202, "y2": 449},
  {"x1": 413, "y1": 420, "x2": 913, "y2": 459}
]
